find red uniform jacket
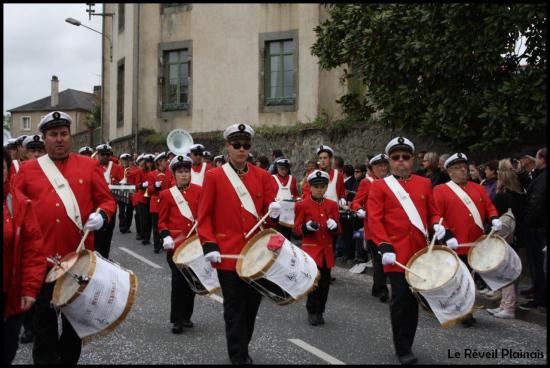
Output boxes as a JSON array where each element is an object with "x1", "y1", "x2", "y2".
[
  {"x1": 350, "y1": 177, "x2": 376, "y2": 240},
  {"x1": 433, "y1": 181, "x2": 498, "y2": 255},
  {"x1": 302, "y1": 168, "x2": 345, "y2": 201},
  {"x1": 197, "y1": 163, "x2": 276, "y2": 271},
  {"x1": 271, "y1": 174, "x2": 299, "y2": 199},
  {"x1": 367, "y1": 175, "x2": 441, "y2": 273},
  {"x1": 128, "y1": 167, "x2": 146, "y2": 206},
  {"x1": 147, "y1": 169, "x2": 173, "y2": 213},
  {"x1": 158, "y1": 184, "x2": 201, "y2": 252},
  {"x1": 100, "y1": 161, "x2": 124, "y2": 185},
  {"x1": 13, "y1": 153, "x2": 116, "y2": 259},
  {"x1": 294, "y1": 196, "x2": 341, "y2": 268},
  {"x1": 3, "y1": 187, "x2": 48, "y2": 317}
]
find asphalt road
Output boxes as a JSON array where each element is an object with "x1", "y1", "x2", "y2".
[{"x1": 13, "y1": 217, "x2": 547, "y2": 365}]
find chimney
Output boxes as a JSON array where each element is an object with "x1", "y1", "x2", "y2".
[{"x1": 51, "y1": 75, "x2": 59, "y2": 107}]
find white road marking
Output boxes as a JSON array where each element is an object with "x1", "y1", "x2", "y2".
[
  {"x1": 118, "y1": 247, "x2": 163, "y2": 269},
  {"x1": 288, "y1": 339, "x2": 346, "y2": 365},
  {"x1": 208, "y1": 294, "x2": 224, "y2": 303}
]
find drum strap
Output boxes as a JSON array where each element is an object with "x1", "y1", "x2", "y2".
[
  {"x1": 384, "y1": 175, "x2": 427, "y2": 237},
  {"x1": 169, "y1": 186, "x2": 194, "y2": 222},
  {"x1": 221, "y1": 163, "x2": 259, "y2": 219},
  {"x1": 103, "y1": 161, "x2": 113, "y2": 184},
  {"x1": 445, "y1": 181, "x2": 484, "y2": 231},
  {"x1": 273, "y1": 175, "x2": 293, "y2": 201},
  {"x1": 37, "y1": 155, "x2": 83, "y2": 230},
  {"x1": 13, "y1": 159, "x2": 20, "y2": 173},
  {"x1": 191, "y1": 162, "x2": 207, "y2": 186},
  {"x1": 324, "y1": 169, "x2": 339, "y2": 202}
]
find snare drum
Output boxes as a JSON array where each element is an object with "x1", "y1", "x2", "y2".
[
  {"x1": 172, "y1": 234, "x2": 220, "y2": 295},
  {"x1": 52, "y1": 250, "x2": 138, "y2": 344},
  {"x1": 468, "y1": 234, "x2": 521, "y2": 291},
  {"x1": 406, "y1": 246, "x2": 475, "y2": 328},
  {"x1": 236, "y1": 229, "x2": 320, "y2": 305}
]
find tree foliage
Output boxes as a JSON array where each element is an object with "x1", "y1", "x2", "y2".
[
  {"x1": 4, "y1": 113, "x2": 12, "y2": 131},
  {"x1": 83, "y1": 97, "x2": 101, "y2": 131},
  {"x1": 311, "y1": 4, "x2": 546, "y2": 154}
]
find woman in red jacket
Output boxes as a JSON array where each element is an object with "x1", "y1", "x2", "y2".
[
  {"x1": 294, "y1": 170, "x2": 341, "y2": 326},
  {"x1": 3, "y1": 147, "x2": 47, "y2": 365},
  {"x1": 158, "y1": 154, "x2": 201, "y2": 334}
]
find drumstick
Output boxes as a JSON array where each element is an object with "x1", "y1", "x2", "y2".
[
  {"x1": 76, "y1": 208, "x2": 102, "y2": 253},
  {"x1": 244, "y1": 209, "x2": 272, "y2": 239},
  {"x1": 220, "y1": 254, "x2": 244, "y2": 259},
  {"x1": 186, "y1": 221, "x2": 198, "y2": 239},
  {"x1": 394, "y1": 261, "x2": 427, "y2": 282},
  {"x1": 428, "y1": 217, "x2": 444, "y2": 254},
  {"x1": 457, "y1": 229, "x2": 496, "y2": 248}
]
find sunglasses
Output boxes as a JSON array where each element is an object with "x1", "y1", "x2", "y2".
[
  {"x1": 230, "y1": 142, "x2": 251, "y2": 150},
  {"x1": 390, "y1": 154, "x2": 412, "y2": 161}
]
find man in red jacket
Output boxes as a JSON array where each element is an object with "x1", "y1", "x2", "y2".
[
  {"x1": 189, "y1": 143, "x2": 212, "y2": 186},
  {"x1": 148, "y1": 152, "x2": 174, "y2": 253},
  {"x1": 197, "y1": 123, "x2": 278, "y2": 365},
  {"x1": 14, "y1": 111, "x2": 116, "y2": 365},
  {"x1": 367, "y1": 136, "x2": 456, "y2": 365},
  {"x1": 294, "y1": 170, "x2": 341, "y2": 326},
  {"x1": 302, "y1": 145, "x2": 346, "y2": 206}
]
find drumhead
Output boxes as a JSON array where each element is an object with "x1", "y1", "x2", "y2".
[
  {"x1": 173, "y1": 234, "x2": 203, "y2": 265},
  {"x1": 406, "y1": 246, "x2": 458, "y2": 291},
  {"x1": 53, "y1": 250, "x2": 95, "y2": 307},
  {"x1": 45, "y1": 251, "x2": 80, "y2": 283},
  {"x1": 468, "y1": 234, "x2": 507, "y2": 272},
  {"x1": 237, "y1": 229, "x2": 279, "y2": 280}
]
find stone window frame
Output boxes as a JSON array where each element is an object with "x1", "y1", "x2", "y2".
[
  {"x1": 259, "y1": 30, "x2": 299, "y2": 113},
  {"x1": 117, "y1": 58, "x2": 125, "y2": 127},
  {"x1": 158, "y1": 40, "x2": 193, "y2": 118},
  {"x1": 118, "y1": 4, "x2": 125, "y2": 33},
  {"x1": 21, "y1": 116, "x2": 31, "y2": 131},
  {"x1": 160, "y1": 3, "x2": 192, "y2": 16}
]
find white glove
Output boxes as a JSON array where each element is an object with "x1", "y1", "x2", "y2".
[
  {"x1": 306, "y1": 220, "x2": 319, "y2": 232},
  {"x1": 155, "y1": 181, "x2": 162, "y2": 188},
  {"x1": 84, "y1": 212, "x2": 104, "y2": 231},
  {"x1": 204, "y1": 251, "x2": 221, "y2": 263},
  {"x1": 338, "y1": 198, "x2": 347, "y2": 208},
  {"x1": 142, "y1": 181, "x2": 149, "y2": 188},
  {"x1": 446, "y1": 237, "x2": 458, "y2": 250},
  {"x1": 163, "y1": 236, "x2": 175, "y2": 250},
  {"x1": 268, "y1": 201, "x2": 281, "y2": 218},
  {"x1": 433, "y1": 223, "x2": 446, "y2": 240},
  {"x1": 326, "y1": 218, "x2": 337, "y2": 231},
  {"x1": 381, "y1": 252, "x2": 396, "y2": 265},
  {"x1": 491, "y1": 218, "x2": 502, "y2": 232},
  {"x1": 356, "y1": 209, "x2": 366, "y2": 219}
]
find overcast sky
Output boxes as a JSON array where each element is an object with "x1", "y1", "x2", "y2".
[{"x1": 3, "y1": 3, "x2": 104, "y2": 116}]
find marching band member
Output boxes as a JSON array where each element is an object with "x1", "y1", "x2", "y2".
[
  {"x1": 118, "y1": 153, "x2": 134, "y2": 233},
  {"x1": 432, "y1": 152, "x2": 500, "y2": 327},
  {"x1": 294, "y1": 170, "x2": 341, "y2": 326},
  {"x1": 367, "y1": 137, "x2": 455, "y2": 365},
  {"x1": 3, "y1": 148, "x2": 48, "y2": 365},
  {"x1": 6, "y1": 138, "x2": 18, "y2": 160},
  {"x1": 22, "y1": 135, "x2": 46, "y2": 161},
  {"x1": 15, "y1": 135, "x2": 28, "y2": 163},
  {"x1": 158, "y1": 154, "x2": 201, "y2": 334},
  {"x1": 95, "y1": 144, "x2": 124, "y2": 259},
  {"x1": 197, "y1": 123, "x2": 278, "y2": 365},
  {"x1": 129, "y1": 154, "x2": 146, "y2": 241},
  {"x1": 302, "y1": 145, "x2": 346, "y2": 208},
  {"x1": 138, "y1": 154, "x2": 155, "y2": 245},
  {"x1": 13, "y1": 111, "x2": 116, "y2": 365},
  {"x1": 78, "y1": 146, "x2": 93, "y2": 157},
  {"x1": 148, "y1": 152, "x2": 174, "y2": 253},
  {"x1": 350, "y1": 153, "x2": 390, "y2": 303},
  {"x1": 189, "y1": 143, "x2": 212, "y2": 186},
  {"x1": 271, "y1": 158, "x2": 299, "y2": 240},
  {"x1": 203, "y1": 150, "x2": 212, "y2": 165}
]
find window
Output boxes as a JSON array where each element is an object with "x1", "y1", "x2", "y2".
[
  {"x1": 117, "y1": 60, "x2": 125, "y2": 125},
  {"x1": 163, "y1": 3, "x2": 190, "y2": 9},
  {"x1": 163, "y1": 49, "x2": 189, "y2": 111},
  {"x1": 161, "y1": 3, "x2": 192, "y2": 14},
  {"x1": 21, "y1": 116, "x2": 31, "y2": 131},
  {"x1": 118, "y1": 4, "x2": 125, "y2": 32},
  {"x1": 265, "y1": 39, "x2": 295, "y2": 106}
]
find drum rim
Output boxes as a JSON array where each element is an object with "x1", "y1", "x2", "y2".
[
  {"x1": 52, "y1": 249, "x2": 96, "y2": 307},
  {"x1": 236, "y1": 228, "x2": 279, "y2": 280},
  {"x1": 172, "y1": 233, "x2": 200, "y2": 266},
  {"x1": 467, "y1": 234, "x2": 509, "y2": 273},
  {"x1": 45, "y1": 251, "x2": 80, "y2": 283},
  {"x1": 405, "y1": 245, "x2": 460, "y2": 292}
]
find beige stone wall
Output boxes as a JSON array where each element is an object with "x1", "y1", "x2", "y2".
[{"x1": 10, "y1": 110, "x2": 86, "y2": 137}]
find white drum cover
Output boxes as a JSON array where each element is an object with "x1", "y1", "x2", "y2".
[
  {"x1": 184, "y1": 249, "x2": 221, "y2": 294},
  {"x1": 278, "y1": 200, "x2": 296, "y2": 227}
]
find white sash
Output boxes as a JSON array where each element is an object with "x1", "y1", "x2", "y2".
[
  {"x1": 191, "y1": 162, "x2": 207, "y2": 186},
  {"x1": 384, "y1": 175, "x2": 427, "y2": 237},
  {"x1": 37, "y1": 155, "x2": 83, "y2": 230},
  {"x1": 13, "y1": 160, "x2": 20, "y2": 173},
  {"x1": 273, "y1": 175, "x2": 293, "y2": 201},
  {"x1": 169, "y1": 186, "x2": 194, "y2": 222},
  {"x1": 222, "y1": 163, "x2": 259, "y2": 219},
  {"x1": 445, "y1": 181, "x2": 484, "y2": 231},
  {"x1": 103, "y1": 161, "x2": 113, "y2": 184},
  {"x1": 324, "y1": 169, "x2": 339, "y2": 202},
  {"x1": 366, "y1": 175, "x2": 374, "y2": 183}
]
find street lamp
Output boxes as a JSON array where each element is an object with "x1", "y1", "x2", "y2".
[{"x1": 65, "y1": 17, "x2": 112, "y2": 62}]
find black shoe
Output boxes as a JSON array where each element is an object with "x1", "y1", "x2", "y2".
[
  {"x1": 317, "y1": 313, "x2": 325, "y2": 325},
  {"x1": 379, "y1": 294, "x2": 389, "y2": 303},
  {"x1": 245, "y1": 355, "x2": 253, "y2": 365},
  {"x1": 171, "y1": 323, "x2": 183, "y2": 334},
  {"x1": 397, "y1": 353, "x2": 418, "y2": 365},
  {"x1": 308, "y1": 313, "x2": 319, "y2": 326},
  {"x1": 136, "y1": 235, "x2": 143, "y2": 240},
  {"x1": 461, "y1": 316, "x2": 476, "y2": 328},
  {"x1": 20, "y1": 329, "x2": 34, "y2": 344},
  {"x1": 520, "y1": 287, "x2": 534, "y2": 297},
  {"x1": 329, "y1": 277, "x2": 336, "y2": 284},
  {"x1": 518, "y1": 300, "x2": 538, "y2": 311},
  {"x1": 142, "y1": 240, "x2": 150, "y2": 245},
  {"x1": 154, "y1": 248, "x2": 160, "y2": 253},
  {"x1": 230, "y1": 356, "x2": 252, "y2": 365},
  {"x1": 181, "y1": 320, "x2": 194, "y2": 328}
]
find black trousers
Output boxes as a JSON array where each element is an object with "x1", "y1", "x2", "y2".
[
  {"x1": 118, "y1": 200, "x2": 133, "y2": 232},
  {"x1": 94, "y1": 207, "x2": 117, "y2": 259},
  {"x1": 3, "y1": 293, "x2": 24, "y2": 366},
  {"x1": 32, "y1": 281, "x2": 82, "y2": 365},
  {"x1": 342, "y1": 220, "x2": 356, "y2": 260},
  {"x1": 21, "y1": 304, "x2": 35, "y2": 333},
  {"x1": 387, "y1": 272, "x2": 418, "y2": 357},
  {"x1": 524, "y1": 228, "x2": 547, "y2": 306},
  {"x1": 134, "y1": 202, "x2": 142, "y2": 239},
  {"x1": 151, "y1": 213, "x2": 161, "y2": 251},
  {"x1": 306, "y1": 260, "x2": 331, "y2": 314},
  {"x1": 138, "y1": 200, "x2": 152, "y2": 242},
  {"x1": 217, "y1": 269, "x2": 262, "y2": 362},
  {"x1": 367, "y1": 240, "x2": 388, "y2": 296},
  {"x1": 167, "y1": 252, "x2": 196, "y2": 324},
  {"x1": 276, "y1": 224, "x2": 293, "y2": 243}
]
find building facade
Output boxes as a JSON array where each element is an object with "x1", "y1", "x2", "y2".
[{"x1": 102, "y1": 3, "x2": 347, "y2": 143}]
